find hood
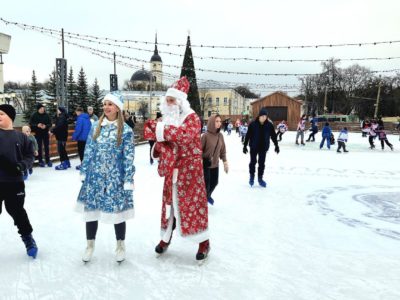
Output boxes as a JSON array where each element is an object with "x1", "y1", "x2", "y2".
[
  {"x1": 58, "y1": 107, "x2": 67, "y2": 114},
  {"x1": 207, "y1": 115, "x2": 220, "y2": 134},
  {"x1": 79, "y1": 113, "x2": 90, "y2": 120}
]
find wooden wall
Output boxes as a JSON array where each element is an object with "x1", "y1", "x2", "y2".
[{"x1": 252, "y1": 92, "x2": 302, "y2": 130}]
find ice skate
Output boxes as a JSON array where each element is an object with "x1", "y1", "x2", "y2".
[
  {"x1": 115, "y1": 240, "x2": 126, "y2": 263},
  {"x1": 82, "y1": 240, "x2": 95, "y2": 263},
  {"x1": 249, "y1": 174, "x2": 255, "y2": 187},
  {"x1": 258, "y1": 177, "x2": 267, "y2": 188},
  {"x1": 155, "y1": 218, "x2": 176, "y2": 256},
  {"x1": 21, "y1": 234, "x2": 38, "y2": 259},
  {"x1": 196, "y1": 240, "x2": 210, "y2": 265}
]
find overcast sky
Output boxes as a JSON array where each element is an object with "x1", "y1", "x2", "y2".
[{"x1": 1, "y1": 0, "x2": 400, "y2": 96}]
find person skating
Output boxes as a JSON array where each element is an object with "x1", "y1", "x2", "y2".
[
  {"x1": 50, "y1": 107, "x2": 70, "y2": 170},
  {"x1": 144, "y1": 76, "x2": 210, "y2": 263},
  {"x1": 337, "y1": 127, "x2": 349, "y2": 153},
  {"x1": 368, "y1": 120, "x2": 378, "y2": 149},
  {"x1": 76, "y1": 93, "x2": 135, "y2": 263},
  {"x1": 243, "y1": 108, "x2": 279, "y2": 187},
  {"x1": 0, "y1": 104, "x2": 38, "y2": 258},
  {"x1": 320, "y1": 122, "x2": 332, "y2": 150},
  {"x1": 72, "y1": 107, "x2": 92, "y2": 170},
  {"x1": 21, "y1": 125, "x2": 38, "y2": 180},
  {"x1": 240, "y1": 122, "x2": 248, "y2": 144},
  {"x1": 377, "y1": 125, "x2": 394, "y2": 151},
  {"x1": 295, "y1": 114, "x2": 307, "y2": 145},
  {"x1": 201, "y1": 114, "x2": 228, "y2": 205},
  {"x1": 276, "y1": 120, "x2": 288, "y2": 142},
  {"x1": 306, "y1": 115, "x2": 318, "y2": 142},
  {"x1": 29, "y1": 104, "x2": 52, "y2": 167}
]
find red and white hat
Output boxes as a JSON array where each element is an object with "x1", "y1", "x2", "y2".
[{"x1": 165, "y1": 76, "x2": 190, "y2": 102}]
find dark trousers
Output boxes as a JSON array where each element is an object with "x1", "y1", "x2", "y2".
[
  {"x1": 380, "y1": 139, "x2": 393, "y2": 149},
  {"x1": 337, "y1": 141, "x2": 347, "y2": 151},
  {"x1": 0, "y1": 182, "x2": 33, "y2": 236},
  {"x1": 249, "y1": 149, "x2": 267, "y2": 179},
  {"x1": 369, "y1": 136, "x2": 375, "y2": 147},
  {"x1": 35, "y1": 134, "x2": 50, "y2": 163},
  {"x1": 77, "y1": 141, "x2": 86, "y2": 162},
  {"x1": 86, "y1": 221, "x2": 126, "y2": 240},
  {"x1": 307, "y1": 132, "x2": 316, "y2": 141},
  {"x1": 277, "y1": 131, "x2": 284, "y2": 141},
  {"x1": 149, "y1": 141, "x2": 155, "y2": 163},
  {"x1": 57, "y1": 140, "x2": 69, "y2": 162},
  {"x1": 203, "y1": 166, "x2": 219, "y2": 199}
]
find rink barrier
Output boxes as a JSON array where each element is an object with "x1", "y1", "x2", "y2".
[{"x1": 14, "y1": 123, "x2": 147, "y2": 164}]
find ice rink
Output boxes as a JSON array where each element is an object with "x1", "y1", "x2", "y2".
[{"x1": 1, "y1": 130, "x2": 399, "y2": 300}]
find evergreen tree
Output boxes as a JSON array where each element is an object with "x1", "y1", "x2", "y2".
[
  {"x1": 24, "y1": 70, "x2": 42, "y2": 122},
  {"x1": 44, "y1": 70, "x2": 57, "y2": 120},
  {"x1": 77, "y1": 67, "x2": 89, "y2": 110},
  {"x1": 89, "y1": 78, "x2": 103, "y2": 116},
  {"x1": 180, "y1": 36, "x2": 201, "y2": 116},
  {"x1": 67, "y1": 67, "x2": 78, "y2": 112}
]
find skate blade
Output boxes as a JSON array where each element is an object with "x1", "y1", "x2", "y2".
[{"x1": 197, "y1": 256, "x2": 209, "y2": 266}]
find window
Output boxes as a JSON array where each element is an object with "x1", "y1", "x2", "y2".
[
  {"x1": 224, "y1": 97, "x2": 228, "y2": 105},
  {"x1": 216, "y1": 97, "x2": 219, "y2": 106},
  {"x1": 208, "y1": 97, "x2": 212, "y2": 105},
  {"x1": 208, "y1": 111, "x2": 212, "y2": 117}
]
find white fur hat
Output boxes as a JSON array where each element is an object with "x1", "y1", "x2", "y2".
[{"x1": 103, "y1": 93, "x2": 124, "y2": 111}]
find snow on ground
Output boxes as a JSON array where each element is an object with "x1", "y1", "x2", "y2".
[{"x1": 1, "y1": 130, "x2": 400, "y2": 300}]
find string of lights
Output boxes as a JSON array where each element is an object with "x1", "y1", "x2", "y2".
[
  {"x1": 61, "y1": 33, "x2": 400, "y2": 63},
  {"x1": 2, "y1": 17, "x2": 400, "y2": 50},
  {"x1": 60, "y1": 36, "x2": 400, "y2": 77}
]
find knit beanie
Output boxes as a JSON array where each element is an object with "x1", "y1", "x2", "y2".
[{"x1": 0, "y1": 104, "x2": 16, "y2": 121}]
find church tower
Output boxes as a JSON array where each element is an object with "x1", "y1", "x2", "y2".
[{"x1": 150, "y1": 33, "x2": 163, "y2": 87}]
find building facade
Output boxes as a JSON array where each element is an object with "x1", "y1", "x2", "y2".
[{"x1": 198, "y1": 87, "x2": 250, "y2": 121}]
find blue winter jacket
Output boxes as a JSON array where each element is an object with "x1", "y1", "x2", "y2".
[
  {"x1": 322, "y1": 125, "x2": 332, "y2": 138},
  {"x1": 72, "y1": 113, "x2": 92, "y2": 141}
]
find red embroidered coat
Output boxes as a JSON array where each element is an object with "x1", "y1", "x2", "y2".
[{"x1": 144, "y1": 112, "x2": 208, "y2": 240}]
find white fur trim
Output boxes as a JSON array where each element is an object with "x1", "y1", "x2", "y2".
[
  {"x1": 162, "y1": 206, "x2": 174, "y2": 243},
  {"x1": 165, "y1": 88, "x2": 187, "y2": 102},
  {"x1": 103, "y1": 93, "x2": 123, "y2": 111},
  {"x1": 80, "y1": 174, "x2": 86, "y2": 182},
  {"x1": 75, "y1": 202, "x2": 134, "y2": 224},
  {"x1": 123, "y1": 182, "x2": 134, "y2": 190},
  {"x1": 156, "y1": 122, "x2": 165, "y2": 142},
  {"x1": 172, "y1": 168, "x2": 178, "y2": 184},
  {"x1": 150, "y1": 142, "x2": 159, "y2": 160}
]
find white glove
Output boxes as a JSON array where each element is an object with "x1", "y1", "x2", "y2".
[{"x1": 223, "y1": 161, "x2": 229, "y2": 174}]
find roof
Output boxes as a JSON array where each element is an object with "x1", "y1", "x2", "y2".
[
  {"x1": 251, "y1": 91, "x2": 302, "y2": 106},
  {"x1": 130, "y1": 69, "x2": 153, "y2": 82}
]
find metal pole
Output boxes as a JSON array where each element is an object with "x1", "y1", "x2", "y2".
[
  {"x1": 113, "y1": 52, "x2": 116, "y2": 74},
  {"x1": 374, "y1": 78, "x2": 382, "y2": 119},
  {"x1": 61, "y1": 28, "x2": 65, "y2": 59}
]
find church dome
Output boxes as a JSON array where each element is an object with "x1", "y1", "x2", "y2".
[
  {"x1": 130, "y1": 69, "x2": 152, "y2": 82},
  {"x1": 150, "y1": 53, "x2": 162, "y2": 62}
]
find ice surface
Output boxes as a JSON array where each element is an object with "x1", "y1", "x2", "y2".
[{"x1": 1, "y1": 131, "x2": 399, "y2": 300}]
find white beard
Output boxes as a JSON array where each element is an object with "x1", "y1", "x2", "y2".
[{"x1": 161, "y1": 104, "x2": 181, "y2": 126}]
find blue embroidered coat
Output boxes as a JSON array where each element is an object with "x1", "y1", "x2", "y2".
[{"x1": 77, "y1": 120, "x2": 135, "y2": 223}]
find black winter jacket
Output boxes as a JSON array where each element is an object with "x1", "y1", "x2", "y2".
[{"x1": 244, "y1": 119, "x2": 278, "y2": 152}]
